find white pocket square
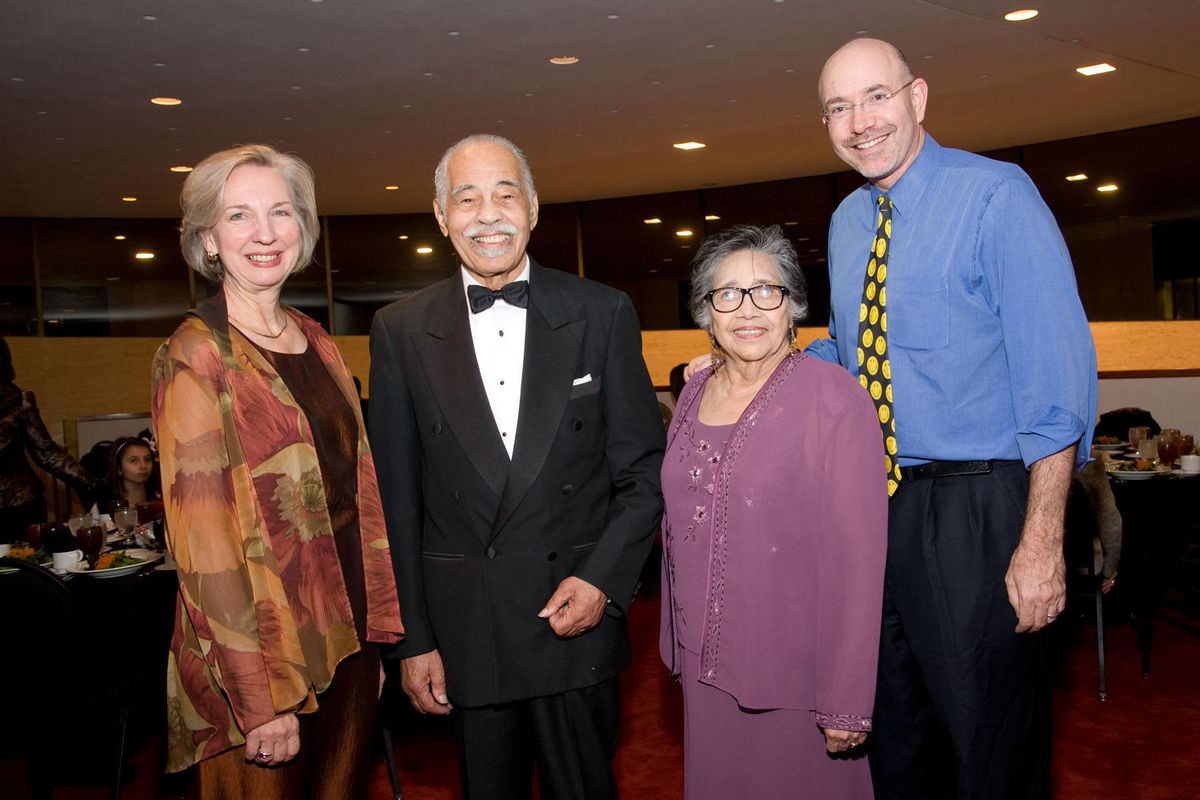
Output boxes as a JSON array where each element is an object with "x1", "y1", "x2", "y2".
[{"x1": 572, "y1": 374, "x2": 593, "y2": 386}]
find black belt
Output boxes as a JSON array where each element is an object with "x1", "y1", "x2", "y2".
[{"x1": 898, "y1": 460, "x2": 1011, "y2": 481}]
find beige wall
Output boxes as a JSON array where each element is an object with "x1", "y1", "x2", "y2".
[{"x1": 8, "y1": 320, "x2": 1200, "y2": 455}]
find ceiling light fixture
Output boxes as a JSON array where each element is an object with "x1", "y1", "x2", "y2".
[
  {"x1": 1003, "y1": 9, "x2": 1039, "y2": 22},
  {"x1": 398, "y1": 235, "x2": 410, "y2": 240},
  {"x1": 121, "y1": 196, "x2": 137, "y2": 202},
  {"x1": 113, "y1": 235, "x2": 127, "y2": 241},
  {"x1": 385, "y1": 185, "x2": 399, "y2": 191},
  {"x1": 1076, "y1": 63, "x2": 1116, "y2": 76},
  {"x1": 644, "y1": 218, "x2": 662, "y2": 224},
  {"x1": 549, "y1": 56, "x2": 579, "y2": 65},
  {"x1": 134, "y1": 252, "x2": 155, "y2": 260},
  {"x1": 704, "y1": 215, "x2": 720, "y2": 221},
  {"x1": 675, "y1": 230, "x2": 694, "y2": 237},
  {"x1": 1096, "y1": 184, "x2": 1118, "y2": 193},
  {"x1": 416, "y1": 246, "x2": 433, "y2": 254},
  {"x1": 673, "y1": 141, "x2": 705, "y2": 151},
  {"x1": 150, "y1": 97, "x2": 182, "y2": 106},
  {"x1": 1065, "y1": 173, "x2": 1088, "y2": 182},
  {"x1": 169, "y1": 165, "x2": 193, "y2": 173}
]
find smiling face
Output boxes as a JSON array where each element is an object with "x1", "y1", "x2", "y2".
[
  {"x1": 709, "y1": 249, "x2": 792, "y2": 368},
  {"x1": 819, "y1": 38, "x2": 927, "y2": 190},
  {"x1": 119, "y1": 443, "x2": 153, "y2": 487},
  {"x1": 433, "y1": 141, "x2": 538, "y2": 289},
  {"x1": 201, "y1": 164, "x2": 303, "y2": 292}
]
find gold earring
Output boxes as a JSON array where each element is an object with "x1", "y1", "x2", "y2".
[
  {"x1": 709, "y1": 333, "x2": 724, "y2": 372},
  {"x1": 205, "y1": 251, "x2": 219, "y2": 265},
  {"x1": 789, "y1": 325, "x2": 797, "y2": 349}
]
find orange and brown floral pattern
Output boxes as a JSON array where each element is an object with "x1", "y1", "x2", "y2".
[{"x1": 152, "y1": 292, "x2": 403, "y2": 772}]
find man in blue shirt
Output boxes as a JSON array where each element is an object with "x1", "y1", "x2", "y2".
[{"x1": 809, "y1": 38, "x2": 1097, "y2": 798}]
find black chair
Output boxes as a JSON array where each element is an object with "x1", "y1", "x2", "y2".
[
  {"x1": 1063, "y1": 485, "x2": 1108, "y2": 700},
  {"x1": 0, "y1": 558, "x2": 132, "y2": 799}
]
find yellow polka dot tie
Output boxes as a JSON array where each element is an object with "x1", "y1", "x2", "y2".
[{"x1": 858, "y1": 195, "x2": 900, "y2": 496}]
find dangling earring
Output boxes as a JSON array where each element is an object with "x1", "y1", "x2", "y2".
[
  {"x1": 788, "y1": 325, "x2": 797, "y2": 349},
  {"x1": 709, "y1": 333, "x2": 724, "y2": 371}
]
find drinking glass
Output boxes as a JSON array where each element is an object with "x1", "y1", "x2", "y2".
[
  {"x1": 1180, "y1": 434, "x2": 1195, "y2": 457},
  {"x1": 1157, "y1": 430, "x2": 1180, "y2": 470},
  {"x1": 76, "y1": 524, "x2": 105, "y2": 568},
  {"x1": 1137, "y1": 436, "x2": 1159, "y2": 461},
  {"x1": 1128, "y1": 426, "x2": 1150, "y2": 448},
  {"x1": 114, "y1": 507, "x2": 139, "y2": 540},
  {"x1": 67, "y1": 512, "x2": 92, "y2": 536}
]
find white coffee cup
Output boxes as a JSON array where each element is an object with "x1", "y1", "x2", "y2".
[
  {"x1": 52, "y1": 549, "x2": 84, "y2": 572},
  {"x1": 1181, "y1": 454, "x2": 1200, "y2": 474},
  {"x1": 0, "y1": 543, "x2": 11, "y2": 557}
]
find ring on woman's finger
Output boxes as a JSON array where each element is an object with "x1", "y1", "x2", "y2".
[{"x1": 256, "y1": 751, "x2": 272, "y2": 761}]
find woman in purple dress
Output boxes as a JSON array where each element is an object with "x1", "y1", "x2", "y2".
[{"x1": 660, "y1": 225, "x2": 888, "y2": 799}]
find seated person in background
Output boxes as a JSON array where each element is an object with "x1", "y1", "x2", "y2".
[
  {"x1": 102, "y1": 436, "x2": 163, "y2": 518},
  {"x1": 1075, "y1": 450, "x2": 1122, "y2": 593},
  {"x1": 0, "y1": 336, "x2": 99, "y2": 529},
  {"x1": 1094, "y1": 407, "x2": 1160, "y2": 441}
]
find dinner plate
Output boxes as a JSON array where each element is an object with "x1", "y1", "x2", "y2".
[
  {"x1": 1109, "y1": 469, "x2": 1158, "y2": 481},
  {"x1": 1093, "y1": 442, "x2": 1128, "y2": 451},
  {"x1": 69, "y1": 548, "x2": 162, "y2": 578},
  {"x1": 1171, "y1": 469, "x2": 1200, "y2": 478}
]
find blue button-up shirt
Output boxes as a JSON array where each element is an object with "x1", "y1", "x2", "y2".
[{"x1": 806, "y1": 135, "x2": 1097, "y2": 469}]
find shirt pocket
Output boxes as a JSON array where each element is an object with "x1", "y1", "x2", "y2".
[{"x1": 888, "y1": 276, "x2": 949, "y2": 351}]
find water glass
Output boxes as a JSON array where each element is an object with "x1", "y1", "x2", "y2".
[
  {"x1": 1128, "y1": 426, "x2": 1150, "y2": 448},
  {"x1": 114, "y1": 506, "x2": 139, "y2": 537}
]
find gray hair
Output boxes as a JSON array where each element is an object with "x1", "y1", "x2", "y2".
[
  {"x1": 179, "y1": 144, "x2": 319, "y2": 281},
  {"x1": 433, "y1": 133, "x2": 536, "y2": 212},
  {"x1": 688, "y1": 225, "x2": 809, "y2": 331}
]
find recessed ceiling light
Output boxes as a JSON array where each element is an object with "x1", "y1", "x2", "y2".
[
  {"x1": 643, "y1": 218, "x2": 662, "y2": 224},
  {"x1": 169, "y1": 165, "x2": 193, "y2": 173},
  {"x1": 1065, "y1": 173, "x2": 1088, "y2": 182},
  {"x1": 705, "y1": 215, "x2": 720, "y2": 221},
  {"x1": 142, "y1": 15, "x2": 157, "y2": 21},
  {"x1": 673, "y1": 141, "x2": 705, "y2": 151},
  {"x1": 784, "y1": 221, "x2": 799, "y2": 226},
  {"x1": 113, "y1": 235, "x2": 126, "y2": 241},
  {"x1": 106, "y1": 276, "x2": 121, "y2": 282},
  {"x1": 1003, "y1": 9, "x2": 1039, "y2": 22},
  {"x1": 398, "y1": 235, "x2": 410, "y2": 240},
  {"x1": 385, "y1": 185, "x2": 399, "y2": 191},
  {"x1": 121, "y1": 196, "x2": 137, "y2": 202},
  {"x1": 549, "y1": 56, "x2": 579, "y2": 65},
  {"x1": 1096, "y1": 183, "x2": 1118, "y2": 193},
  {"x1": 675, "y1": 230, "x2": 694, "y2": 237},
  {"x1": 298, "y1": 47, "x2": 310, "y2": 52},
  {"x1": 134, "y1": 252, "x2": 155, "y2": 260},
  {"x1": 607, "y1": 14, "x2": 619, "y2": 20},
  {"x1": 448, "y1": 31, "x2": 460, "y2": 36},
  {"x1": 150, "y1": 97, "x2": 182, "y2": 106},
  {"x1": 416, "y1": 246, "x2": 433, "y2": 254},
  {"x1": 1077, "y1": 63, "x2": 1116, "y2": 76}
]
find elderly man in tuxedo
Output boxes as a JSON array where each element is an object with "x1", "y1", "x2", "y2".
[{"x1": 370, "y1": 133, "x2": 665, "y2": 800}]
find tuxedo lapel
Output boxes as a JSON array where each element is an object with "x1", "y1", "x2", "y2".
[
  {"x1": 413, "y1": 280, "x2": 510, "y2": 502},
  {"x1": 492, "y1": 264, "x2": 583, "y2": 538}
]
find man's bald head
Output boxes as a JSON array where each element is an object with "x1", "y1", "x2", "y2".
[
  {"x1": 818, "y1": 38, "x2": 913, "y2": 107},
  {"x1": 816, "y1": 38, "x2": 927, "y2": 190}
]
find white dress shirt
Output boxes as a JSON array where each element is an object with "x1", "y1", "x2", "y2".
[{"x1": 462, "y1": 259, "x2": 529, "y2": 459}]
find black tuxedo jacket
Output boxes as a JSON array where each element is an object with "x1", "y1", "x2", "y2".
[{"x1": 369, "y1": 261, "x2": 665, "y2": 707}]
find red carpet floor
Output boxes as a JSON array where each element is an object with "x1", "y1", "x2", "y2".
[{"x1": 6, "y1": 597, "x2": 1200, "y2": 799}]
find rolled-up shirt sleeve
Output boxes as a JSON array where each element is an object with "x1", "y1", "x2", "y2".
[{"x1": 980, "y1": 175, "x2": 1097, "y2": 470}]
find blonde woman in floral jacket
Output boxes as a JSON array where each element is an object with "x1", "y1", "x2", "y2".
[{"x1": 152, "y1": 144, "x2": 404, "y2": 798}]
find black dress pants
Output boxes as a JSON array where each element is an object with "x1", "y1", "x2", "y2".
[
  {"x1": 869, "y1": 462, "x2": 1051, "y2": 800},
  {"x1": 452, "y1": 678, "x2": 621, "y2": 800}
]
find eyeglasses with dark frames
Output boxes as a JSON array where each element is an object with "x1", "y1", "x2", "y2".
[
  {"x1": 822, "y1": 78, "x2": 915, "y2": 125},
  {"x1": 705, "y1": 284, "x2": 789, "y2": 313}
]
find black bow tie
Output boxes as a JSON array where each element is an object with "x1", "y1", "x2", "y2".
[{"x1": 468, "y1": 281, "x2": 529, "y2": 314}]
